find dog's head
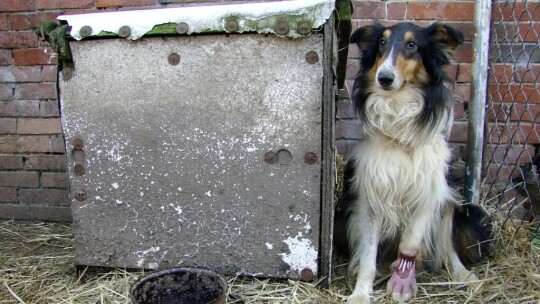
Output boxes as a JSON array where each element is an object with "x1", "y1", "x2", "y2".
[{"x1": 350, "y1": 22, "x2": 464, "y2": 91}]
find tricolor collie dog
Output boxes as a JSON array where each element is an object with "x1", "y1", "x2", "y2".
[{"x1": 340, "y1": 22, "x2": 492, "y2": 303}]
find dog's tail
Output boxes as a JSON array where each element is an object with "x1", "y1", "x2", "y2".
[{"x1": 451, "y1": 203, "x2": 493, "y2": 265}]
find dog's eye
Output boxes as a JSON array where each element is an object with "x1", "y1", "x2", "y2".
[
  {"x1": 407, "y1": 41, "x2": 416, "y2": 48},
  {"x1": 379, "y1": 38, "x2": 386, "y2": 47}
]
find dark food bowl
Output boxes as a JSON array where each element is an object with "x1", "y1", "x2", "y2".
[{"x1": 131, "y1": 267, "x2": 228, "y2": 304}]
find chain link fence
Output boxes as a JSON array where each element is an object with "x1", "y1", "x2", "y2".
[{"x1": 483, "y1": 0, "x2": 539, "y2": 239}]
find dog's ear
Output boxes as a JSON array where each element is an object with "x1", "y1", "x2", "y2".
[
  {"x1": 350, "y1": 23, "x2": 386, "y2": 50},
  {"x1": 426, "y1": 23, "x2": 464, "y2": 51}
]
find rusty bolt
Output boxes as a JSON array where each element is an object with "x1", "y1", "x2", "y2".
[
  {"x1": 264, "y1": 151, "x2": 277, "y2": 164},
  {"x1": 305, "y1": 51, "x2": 319, "y2": 64},
  {"x1": 74, "y1": 189, "x2": 87, "y2": 201},
  {"x1": 304, "y1": 152, "x2": 318, "y2": 164},
  {"x1": 118, "y1": 25, "x2": 131, "y2": 38},
  {"x1": 62, "y1": 68, "x2": 73, "y2": 81},
  {"x1": 168, "y1": 52, "x2": 181, "y2": 66},
  {"x1": 299, "y1": 268, "x2": 315, "y2": 281},
  {"x1": 225, "y1": 18, "x2": 239, "y2": 32},
  {"x1": 275, "y1": 21, "x2": 289, "y2": 35},
  {"x1": 176, "y1": 22, "x2": 189, "y2": 34},
  {"x1": 297, "y1": 21, "x2": 311, "y2": 35},
  {"x1": 74, "y1": 163, "x2": 86, "y2": 176},
  {"x1": 79, "y1": 25, "x2": 92, "y2": 38},
  {"x1": 72, "y1": 137, "x2": 84, "y2": 150}
]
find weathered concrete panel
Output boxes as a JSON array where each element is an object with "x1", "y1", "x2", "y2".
[{"x1": 60, "y1": 34, "x2": 324, "y2": 279}]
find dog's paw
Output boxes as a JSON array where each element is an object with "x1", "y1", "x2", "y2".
[
  {"x1": 346, "y1": 294, "x2": 371, "y2": 304},
  {"x1": 456, "y1": 269, "x2": 480, "y2": 289},
  {"x1": 386, "y1": 267, "x2": 417, "y2": 302}
]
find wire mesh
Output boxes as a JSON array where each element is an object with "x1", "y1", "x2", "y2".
[{"x1": 484, "y1": 0, "x2": 539, "y2": 240}]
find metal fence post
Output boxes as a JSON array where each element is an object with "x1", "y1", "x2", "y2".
[{"x1": 464, "y1": 0, "x2": 492, "y2": 205}]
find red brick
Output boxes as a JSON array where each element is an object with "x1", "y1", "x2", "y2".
[
  {"x1": 0, "y1": 31, "x2": 37, "y2": 49},
  {"x1": 0, "y1": 136, "x2": 18, "y2": 153},
  {"x1": 514, "y1": 63, "x2": 540, "y2": 83},
  {"x1": 407, "y1": 2, "x2": 474, "y2": 21},
  {"x1": 15, "y1": 83, "x2": 57, "y2": 100},
  {"x1": 518, "y1": 23, "x2": 540, "y2": 43},
  {"x1": 0, "y1": 50, "x2": 13, "y2": 65},
  {"x1": 336, "y1": 119, "x2": 363, "y2": 140},
  {"x1": 19, "y1": 189, "x2": 70, "y2": 206},
  {"x1": 489, "y1": 83, "x2": 540, "y2": 103},
  {"x1": 0, "y1": 118, "x2": 16, "y2": 134},
  {"x1": 42, "y1": 65, "x2": 57, "y2": 82},
  {"x1": 8, "y1": 12, "x2": 61, "y2": 31},
  {"x1": 0, "y1": 155, "x2": 23, "y2": 169},
  {"x1": 24, "y1": 154, "x2": 67, "y2": 171},
  {"x1": 337, "y1": 100, "x2": 356, "y2": 119},
  {"x1": 0, "y1": 171, "x2": 39, "y2": 187},
  {"x1": 0, "y1": 66, "x2": 42, "y2": 82},
  {"x1": 0, "y1": 100, "x2": 40, "y2": 117},
  {"x1": 60, "y1": 0, "x2": 94, "y2": 9},
  {"x1": 453, "y1": 83, "x2": 470, "y2": 102},
  {"x1": 443, "y1": 64, "x2": 458, "y2": 82},
  {"x1": 0, "y1": 0, "x2": 34, "y2": 12},
  {"x1": 453, "y1": 102, "x2": 466, "y2": 120},
  {"x1": 0, "y1": 187, "x2": 18, "y2": 203},
  {"x1": 351, "y1": 1, "x2": 385, "y2": 19},
  {"x1": 489, "y1": 64, "x2": 514, "y2": 83},
  {"x1": 484, "y1": 163, "x2": 519, "y2": 183},
  {"x1": 0, "y1": 14, "x2": 8, "y2": 31},
  {"x1": 18, "y1": 118, "x2": 62, "y2": 134},
  {"x1": 18, "y1": 135, "x2": 51, "y2": 152},
  {"x1": 346, "y1": 59, "x2": 359, "y2": 80},
  {"x1": 387, "y1": 2, "x2": 406, "y2": 20},
  {"x1": 96, "y1": 0, "x2": 154, "y2": 8},
  {"x1": 448, "y1": 22, "x2": 475, "y2": 42},
  {"x1": 453, "y1": 42, "x2": 473, "y2": 63},
  {"x1": 0, "y1": 84, "x2": 15, "y2": 101},
  {"x1": 36, "y1": 0, "x2": 58, "y2": 10},
  {"x1": 449, "y1": 121, "x2": 468, "y2": 142},
  {"x1": 13, "y1": 48, "x2": 57, "y2": 65},
  {"x1": 41, "y1": 172, "x2": 69, "y2": 188},
  {"x1": 50, "y1": 135, "x2": 66, "y2": 153},
  {"x1": 40, "y1": 100, "x2": 59, "y2": 117},
  {"x1": 335, "y1": 139, "x2": 359, "y2": 159}
]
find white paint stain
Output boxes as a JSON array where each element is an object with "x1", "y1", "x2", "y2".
[
  {"x1": 265, "y1": 242, "x2": 274, "y2": 250},
  {"x1": 111, "y1": 182, "x2": 119, "y2": 189},
  {"x1": 279, "y1": 234, "x2": 318, "y2": 275}
]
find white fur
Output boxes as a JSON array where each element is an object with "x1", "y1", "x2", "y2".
[{"x1": 346, "y1": 85, "x2": 474, "y2": 303}]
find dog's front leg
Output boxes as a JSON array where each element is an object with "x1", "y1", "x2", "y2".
[
  {"x1": 387, "y1": 207, "x2": 435, "y2": 301},
  {"x1": 347, "y1": 206, "x2": 381, "y2": 304}
]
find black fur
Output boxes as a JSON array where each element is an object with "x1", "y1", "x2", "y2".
[{"x1": 452, "y1": 203, "x2": 493, "y2": 265}]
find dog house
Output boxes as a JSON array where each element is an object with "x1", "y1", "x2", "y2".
[{"x1": 57, "y1": 0, "x2": 343, "y2": 280}]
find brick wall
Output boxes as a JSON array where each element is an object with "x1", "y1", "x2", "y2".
[{"x1": 0, "y1": 0, "x2": 533, "y2": 221}]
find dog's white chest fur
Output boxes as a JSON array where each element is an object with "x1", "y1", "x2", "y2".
[{"x1": 350, "y1": 88, "x2": 452, "y2": 240}]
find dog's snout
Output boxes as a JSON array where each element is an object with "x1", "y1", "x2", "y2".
[{"x1": 377, "y1": 70, "x2": 395, "y2": 88}]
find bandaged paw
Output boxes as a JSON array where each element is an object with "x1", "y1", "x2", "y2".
[{"x1": 386, "y1": 252, "x2": 418, "y2": 302}]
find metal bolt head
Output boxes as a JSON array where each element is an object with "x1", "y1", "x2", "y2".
[
  {"x1": 297, "y1": 21, "x2": 311, "y2": 35},
  {"x1": 79, "y1": 25, "x2": 92, "y2": 38},
  {"x1": 176, "y1": 22, "x2": 189, "y2": 34},
  {"x1": 264, "y1": 151, "x2": 277, "y2": 164},
  {"x1": 304, "y1": 152, "x2": 318, "y2": 164},
  {"x1": 225, "y1": 19, "x2": 239, "y2": 32},
  {"x1": 72, "y1": 137, "x2": 84, "y2": 150},
  {"x1": 305, "y1": 51, "x2": 319, "y2": 64},
  {"x1": 74, "y1": 163, "x2": 86, "y2": 176},
  {"x1": 299, "y1": 268, "x2": 315, "y2": 281},
  {"x1": 74, "y1": 189, "x2": 87, "y2": 201},
  {"x1": 118, "y1": 25, "x2": 131, "y2": 38},
  {"x1": 275, "y1": 21, "x2": 289, "y2": 35},
  {"x1": 168, "y1": 53, "x2": 181, "y2": 66}
]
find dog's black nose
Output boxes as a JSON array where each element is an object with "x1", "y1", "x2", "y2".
[{"x1": 377, "y1": 71, "x2": 395, "y2": 88}]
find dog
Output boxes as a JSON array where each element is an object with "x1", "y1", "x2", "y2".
[{"x1": 338, "y1": 22, "x2": 492, "y2": 303}]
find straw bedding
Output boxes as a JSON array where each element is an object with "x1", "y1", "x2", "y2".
[{"x1": 0, "y1": 199, "x2": 538, "y2": 303}]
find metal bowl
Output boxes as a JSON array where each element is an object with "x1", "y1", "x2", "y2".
[{"x1": 131, "y1": 267, "x2": 227, "y2": 304}]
